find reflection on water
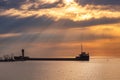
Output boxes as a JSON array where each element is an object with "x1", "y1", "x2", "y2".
[{"x1": 0, "y1": 58, "x2": 120, "y2": 80}]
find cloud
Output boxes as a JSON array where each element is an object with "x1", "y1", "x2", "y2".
[
  {"x1": 20, "y1": 0, "x2": 62, "y2": 10},
  {"x1": 77, "y1": 0, "x2": 120, "y2": 5},
  {"x1": 58, "y1": 17, "x2": 120, "y2": 28},
  {"x1": 0, "y1": 28, "x2": 117, "y2": 45},
  {"x1": 0, "y1": 0, "x2": 120, "y2": 21},
  {"x1": 0, "y1": 15, "x2": 120, "y2": 35},
  {"x1": 0, "y1": 33, "x2": 21, "y2": 38},
  {"x1": 0, "y1": 15, "x2": 54, "y2": 34},
  {"x1": 0, "y1": 0, "x2": 26, "y2": 9},
  {"x1": 0, "y1": 0, "x2": 61, "y2": 10},
  {"x1": 1, "y1": 0, "x2": 119, "y2": 10},
  {"x1": 0, "y1": 0, "x2": 120, "y2": 57}
]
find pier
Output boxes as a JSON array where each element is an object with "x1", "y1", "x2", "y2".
[{"x1": 0, "y1": 48, "x2": 90, "y2": 62}]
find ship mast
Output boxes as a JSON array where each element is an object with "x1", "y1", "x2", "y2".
[{"x1": 81, "y1": 44, "x2": 83, "y2": 53}]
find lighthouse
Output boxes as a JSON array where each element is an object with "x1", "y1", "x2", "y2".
[{"x1": 21, "y1": 49, "x2": 24, "y2": 58}]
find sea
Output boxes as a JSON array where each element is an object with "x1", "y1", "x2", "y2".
[{"x1": 0, "y1": 58, "x2": 120, "y2": 80}]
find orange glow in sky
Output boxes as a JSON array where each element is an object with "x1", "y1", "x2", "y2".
[{"x1": 0, "y1": 0, "x2": 120, "y2": 57}]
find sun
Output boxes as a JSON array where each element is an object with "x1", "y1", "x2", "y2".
[
  {"x1": 65, "y1": 0, "x2": 74, "y2": 3},
  {"x1": 63, "y1": 0, "x2": 75, "y2": 5}
]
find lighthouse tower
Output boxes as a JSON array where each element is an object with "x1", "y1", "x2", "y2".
[{"x1": 21, "y1": 49, "x2": 24, "y2": 58}]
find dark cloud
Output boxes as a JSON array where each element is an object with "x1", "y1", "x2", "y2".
[
  {"x1": 0, "y1": 0, "x2": 120, "y2": 10},
  {"x1": 0, "y1": 0, "x2": 62, "y2": 10},
  {"x1": 0, "y1": 0, "x2": 119, "y2": 14},
  {"x1": 0, "y1": 15, "x2": 120, "y2": 34},
  {"x1": 77, "y1": 33, "x2": 115, "y2": 42},
  {"x1": 0, "y1": 15, "x2": 54, "y2": 34},
  {"x1": 58, "y1": 17, "x2": 120, "y2": 28},
  {"x1": 76, "y1": 0, "x2": 120, "y2": 5},
  {"x1": 0, "y1": 34, "x2": 62, "y2": 44},
  {"x1": 0, "y1": 0, "x2": 26, "y2": 9},
  {"x1": 29, "y1": 0, "x2": 62, "y2": 10},
  {"x1": 0, "y1": 30, "x2": 116, "y2": 45}
]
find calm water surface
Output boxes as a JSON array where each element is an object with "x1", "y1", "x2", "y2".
[{"x1": 0, "y1": 58, "x2": 120, "y2": 80}]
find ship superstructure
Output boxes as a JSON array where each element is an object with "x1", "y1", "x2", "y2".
[{"x1": 76, "y1": 44, "x2": 90, "y2": 61}]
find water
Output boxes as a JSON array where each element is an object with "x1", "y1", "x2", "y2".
[{"x1": 0, "y1": 58, "x2": 120, "y2": 80}]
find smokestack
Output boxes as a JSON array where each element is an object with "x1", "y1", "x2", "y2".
[{"x1": 21, "y1": 49, "x2": 24, "y2": 58}]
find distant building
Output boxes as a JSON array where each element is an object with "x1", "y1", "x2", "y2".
[
  {"x1": 22, "y1": 49, "x2": 24, "y2": 58},
  {"x1": 14, "y1": 49, "x2": 29, "y2": 61}
]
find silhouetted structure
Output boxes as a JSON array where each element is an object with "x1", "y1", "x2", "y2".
[
  {"x1": 22, "y1": 49, "x2": 24, "y2": 58},
  {"x1": 76, "y1": 52, "x2": 89, "y2": 61},
  {"x1": 14, "y1": 49, "x2": 29, "y2": 61},
  {"x1": 75, "y1": 44, "x2": 89, "y2": 61},
  {"x1": 29, "y1": 45, "x2": 90, "y2": 61},
  {"x1": 0, "y1": 55, "x2": 15, "y2": 62},
  {"x1": 0, "y1": 47, "x2": 90, "y2": 62}
]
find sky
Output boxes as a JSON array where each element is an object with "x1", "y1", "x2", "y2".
[{"x1": 0, "y1": 0, "x2": 120, "y2": 58}]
